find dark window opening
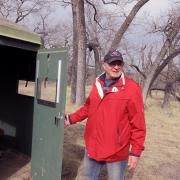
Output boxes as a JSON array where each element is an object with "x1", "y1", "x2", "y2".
[
  {"x1": 36, "y1": 78, "x2": 57, "y2": 107},
  {"x1": 18, "y1": 80, "x2": 35, "y2": 97}
]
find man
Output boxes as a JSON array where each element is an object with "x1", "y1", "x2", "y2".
[{"x1": 65, "y1": 50, "x2": 146, "y2": 180}]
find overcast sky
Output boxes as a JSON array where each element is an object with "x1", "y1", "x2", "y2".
[
  {"x1": 53, "y1": 0, "x2": 176, "y2": 23},
  {"x1": 104, "y1": 0, "x2": 176, "y2": 17},
  {"x1": 140, "y1": 0, "x2": 176, "y2": 16}
]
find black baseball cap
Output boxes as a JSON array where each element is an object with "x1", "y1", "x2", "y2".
[{"x1": 104, "y1": 50, "x2": 123, "y2": 64}]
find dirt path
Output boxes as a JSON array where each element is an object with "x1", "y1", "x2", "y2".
[
  {"x1": 1, "y1": 123, "x2": 180, "y2": 180},
  {"x1": 0, "y1": 149, "x2": 30, "y2": 180}
]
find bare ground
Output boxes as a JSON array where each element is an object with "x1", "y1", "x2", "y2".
[
  {"x1": 0, "y1": 119, "x2": 180, "y2": 180},
  {"x1": 62, "y1": 123, "x2": 180, "y2": 180},
  {"x1": 0, "y1": 149, "x2": 30, "y2": 180}
]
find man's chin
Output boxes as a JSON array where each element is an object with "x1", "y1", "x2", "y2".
[
  {"x1": 110, "y1": 74, "x2": 121, "y2": 79},
  {"x1": 113, "y1": 72, "x2": 121, "y2": 77}
]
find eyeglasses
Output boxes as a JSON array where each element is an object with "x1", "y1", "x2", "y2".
[{"x1": 107, "y1": 61, "x2": 124, "y2": 68}]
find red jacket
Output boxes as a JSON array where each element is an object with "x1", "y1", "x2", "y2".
[{"x1": 70, "y1": 73, "x2": 146, "y2": 162}]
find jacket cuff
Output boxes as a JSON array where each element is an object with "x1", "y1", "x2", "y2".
[
  {"x1": 68, "y1": 115, "x2": 73, "y2": 124},
  {"x1": 130, "y1": 147, "x2": 144, "y2": 157},
  {"x1": 65, "y1": 114, "x2": 73, "y2": 124},
  {"x1": 129, "y1": 152, "x2": 140, "y2": 157}
]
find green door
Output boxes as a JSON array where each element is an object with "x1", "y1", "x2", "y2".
[{"x1": 31, "y1": 48, "x2": 68, "y2": 180}]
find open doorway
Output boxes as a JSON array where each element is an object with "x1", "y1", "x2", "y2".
[{"x1": 0, "y1": 44, "x2": 37, "y2": 179}]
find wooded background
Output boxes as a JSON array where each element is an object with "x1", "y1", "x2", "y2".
[{"x1": 1, "y1": 0, "x2": 179, "y2": 110}]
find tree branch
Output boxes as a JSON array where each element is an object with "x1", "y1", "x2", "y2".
[
  {"x1": 150, "y1": 88, "x2": 180, "y2": 102},
  {"x1": 85, "y1": 0, "x2": 109, "y2": 30},
  {"x1": 154, "y1": 47, "x2": 180, "y2": 79},
  {"x1": 56, "y1": 0, "x2": 72, "y2": 6},
  {"x1": 101, "y1": 0, "x2": 119, "y2": 5},
  {"x1": 109, "y1": 0, "x2": 149, "y2": 50},
  {"x1": 130, "y1": 64, "x2": 147, "y2": 79}
]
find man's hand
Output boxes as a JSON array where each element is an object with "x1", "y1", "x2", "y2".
[
  {"x1": 127, "y1": 155, "x2": 139, "y2": 171},
  {"x1": 64, "y1": 114, "x2": 71, "y2": 127}
]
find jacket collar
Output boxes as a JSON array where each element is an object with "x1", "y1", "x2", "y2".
[
  {"x1": 98, "y1": 72, "x2": 125, "y2": 86},
  {"x1": 95, "y1": 72, "x2": 126, "y2": 99}
]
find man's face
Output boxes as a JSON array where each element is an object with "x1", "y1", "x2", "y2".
[{"x1": 102, "y1": 60, "x2": 124, "y2": 80}]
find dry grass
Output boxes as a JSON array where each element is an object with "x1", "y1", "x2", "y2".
[
  {"x1": 9, "y1": 83, "x2": 180, "y2": 179},
  {"x1": 134, "y1": 92, "x2": 180, "y2": 180},
  {"x1": 63, "y1": 88, "x2": 180, "y2": 180}
]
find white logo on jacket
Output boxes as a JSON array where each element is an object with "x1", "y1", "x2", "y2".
[
  {"x1": 111, "y1": 87, "x2": 118, "y2": 92},
  {"x1": 95, "y1": 72, "x2": 125, "y2": 99}
]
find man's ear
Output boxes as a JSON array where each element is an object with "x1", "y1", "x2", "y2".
[{"x1": 102, "y1": 63, "x2": 106, "y2": 70}]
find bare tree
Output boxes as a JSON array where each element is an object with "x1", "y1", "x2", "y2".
[
  {"x1": 0, "y1": 0, "x2": 50, "y2": 23},
  {"x1": 71, "y1": 0, "x2": 78, "y2": 103},
  {"x1": 162, "y1": 60, "x2": 174, "y2": 110},
  {"x1": 74, "y1": 0, "x2": 87, "y2": 105},
  {"x1": 70, "y1": 0, "x2": 149, "y2": 105},
  {"x1": 142, "y1": 16, "x2": 180, "y2": 102},
  {"x1": 109, "y1": 0, "x2": 149, "y2": 51}
]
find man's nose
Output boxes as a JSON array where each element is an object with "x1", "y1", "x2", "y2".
[{"x1": 114, "y1": 65, "x2": 121, "y2": 69}]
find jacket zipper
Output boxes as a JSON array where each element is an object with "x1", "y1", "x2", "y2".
[{"x1": 117, "y1": 129, "x2": 120, "y2": 143}]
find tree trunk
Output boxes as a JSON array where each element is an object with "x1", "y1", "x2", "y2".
[
  {"x1": 71, "y1": 0, "x2": 78, "y2": 103},
  {"x1": 109, "y1": 0, "x2": 149, "y2": 50},
  {"x1": 76, "y1": 0, "x2": 87, "y2": 105},
  {"x1": 162, "y1": 46, "x2": 175, "y2": 110},
  {"x1": 142, "y1": 42, "x2": 169, "y2": 102},
  {"x1": 88, "y1": 41, "x2": 102, "y2": 76},
  {"x1": 150, "y1": 47, "x2": 180, "y2": 89},
  {"x1": 143, "y1": 17, "x2": 180, "y2": 103},
  {"x1": 162, "y1": 55, "x2": 174, "y2": 110},
  {"x1": 94, "y1": 45, "x2": 102, "y2": 76},
  {"x1": 162, "y1": 82, "x2": 173, "y2": 110}
]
